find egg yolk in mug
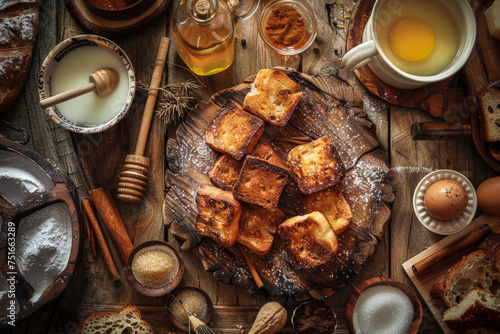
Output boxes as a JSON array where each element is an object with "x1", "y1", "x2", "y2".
[{"x1": 389, "y1": 17, "x2": 435, "y2": 62}]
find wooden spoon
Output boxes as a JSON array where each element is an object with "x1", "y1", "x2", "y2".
[{"x1": 39, "y1": 68, "x2": 119, "y2": 109}]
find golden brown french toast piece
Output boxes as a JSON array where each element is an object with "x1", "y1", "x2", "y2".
[
  {"x1": 237, "y1": 204, "x2": 285, "y2": 256},
  {"x1": 233, "y1": 156, "x2": 290, "y2": 210},
  {"x1": 205, "y1": 100, "x2": 264, "y2": 160},
  {"x1": 243, "y1": 69, "x2": 302, "y2": 126},
  {"x1": 209, "y1": 154, "x2": 243, "y2": 190},
  {"x1": 251, "y1": 141, "x2": 288, "y2": 170},
  {"x1": 298, "y1": 186, "x2": 352, "y2": 235},
  {"x1": 278, "y1": 211, "x2": 338, "y2": 269},
  {"x1": 195, "y1": 184, "x2": 241, "y2": 248},
  {"x1": 287, "y1": 137, "x2": 345, "y2": 195}
]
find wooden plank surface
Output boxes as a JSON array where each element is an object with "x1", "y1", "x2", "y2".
[
  {"x1": 0, "y1": 0, "x2": 497, "y2": 333},
  {"x1": 403, "y1": 215, "x2": 500, "y2": 334}
]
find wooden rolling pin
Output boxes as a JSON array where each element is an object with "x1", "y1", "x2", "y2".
[{"x1": 117, "y1": 37, "x2": 170, "y2": 203}]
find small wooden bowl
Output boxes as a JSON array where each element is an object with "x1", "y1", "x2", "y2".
[
  {"x1": 345, "y1": 277, "x2": 423, "y2": 334},
  {"x1": 82, "y1": 0, "x2": 157, "y2": 20},
  {"x1": 292, "y1": 300, "x2": 337, "y2": 334},
  {"x1": 165, "y1": 286, "x2": 214, "y2": 332},
  {"x1": 124, "y1": 240, "x2": 184, "y2": 297}
]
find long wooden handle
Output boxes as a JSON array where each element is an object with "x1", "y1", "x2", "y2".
[
  {"x1": 411, "y1": 122, "x2": 472, "y2": 140},
  {"x1": 412, "y1": 224, "x2": 492, "y2": 276},
  {"x1": 134, "y1": 37, "x2": 170, "y2": 156},
  {"x1": 40, "y1": 82, "x2": 95, "y2": 109}
]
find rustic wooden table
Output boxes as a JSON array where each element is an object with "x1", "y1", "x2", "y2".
[{"x1": 0, "y1": 0, "x2": 496, "y2": 333}]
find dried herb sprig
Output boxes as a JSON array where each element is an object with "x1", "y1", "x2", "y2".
[{"x1": 137, "y1": 80, "x2": 201, "y2": 124}]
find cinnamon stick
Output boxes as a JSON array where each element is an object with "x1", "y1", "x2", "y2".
[
  {"x1": 273, "y1": 137, "x2": 310, "y2": 145},
  {"x1": 82, "y1": 198, "x2": 120, "y2": 282},
  {"x1": 236, "y1": 244, "x2": 264, "y2": 288},
  {"x1": 412, "y1": 224, "x2": 492, "y2": 276},
  {"x1": 89, "y1": 187, "x2": 134, "y2": 264},
  {"x1": 83, "y1": 209, "x2": 97, "y2": 258}
]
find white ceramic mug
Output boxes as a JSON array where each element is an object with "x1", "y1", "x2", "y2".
[{"x1": 342, "y1": 0, "x2": 476, "y2": 89}]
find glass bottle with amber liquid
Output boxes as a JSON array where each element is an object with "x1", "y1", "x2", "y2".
[{"x1": 173, "y1": 0, "x2": 236, "y2": 76}]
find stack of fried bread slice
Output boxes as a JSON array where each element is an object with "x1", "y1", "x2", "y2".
[
  {"x1": 432, "y1": 234, "x2": 500, "y2": 332},
  {"x1": 197, "y1": 69, "x2": 352, "y2": 273}
]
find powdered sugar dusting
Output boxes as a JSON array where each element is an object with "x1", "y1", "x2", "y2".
[{"x1": 0, "y1": 11, "x2": 37, "y2": 45}]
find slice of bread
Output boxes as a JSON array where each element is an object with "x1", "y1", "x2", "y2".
[
  {"x1": 479, "y1": 88, "x2": 500, "y2": 142},
  {"x1": 443, "y1": 288, "x2": 500, "y2": 331},
  {"x1": 237, "y1": 204, "x2": 284, "y2": 256},
  {"x1": 232, "y1": 156, "x2": 290, "y2": 210},
  {"x1": 287, "y1": 137, "x2": 345, "y2": 195},
  {"x1": 205, "y1": 100, "x2": 264, "y2": 160},
  {"x1": 209, "y1": 154, "x2": 243, "y2": 190},
  {"x1": 297, "y1": 186, "x2": 352, "y2": 235},
  {"x1": 243, "y1": 69, "x2": 302, "y2": 126},
  {"x1": 431, "y1": 250, "x2": 500, "y2": 309},
  {"x1": 278, "y1": 211, "x2": 338, "y2": 269},
  {"x1": 251, "y1": 141, "x2": 288, "y2": 170},
  {"x1": 80, "y1": 305, "x2": 153, "y2": 334},
  {"x1": 195, "y1": 185, "x2": 242, "y2": 248}
]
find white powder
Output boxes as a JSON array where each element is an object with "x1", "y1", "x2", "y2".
[
  {"x1": 0, "y1": 150, "x2": 54, "y2": 205},
  {"x1": 16, "y1": 203, "x2": 72, "y2": 303},
  {"x1": 353, "y1": 285, "x2": 414, "y2": 334}
]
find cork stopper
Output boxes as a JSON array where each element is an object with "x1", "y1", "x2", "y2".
[{"x1": 192, "y1": 0, "x2": 217, "y2": 20}]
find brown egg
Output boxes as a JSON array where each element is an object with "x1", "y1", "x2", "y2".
[
  {"x1": 476, "y1": 176, "x2": 500, "y2": 216},
  {"x1": 424, "y1": 180, "x2": 468, "y2": 220}
]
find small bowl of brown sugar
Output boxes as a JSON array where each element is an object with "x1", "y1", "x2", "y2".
[
  {"x1": 166, "y1": 286, "x2": 214, "y2": 332},
  {"x1": 292, "y1": 300, "x2": 337, "y2": 334},
  {"x1": 258, "y1": 0, "x2": 318, "y2": 56},
  {"x1": 124, "y1": 240, "x2": 184, "y2": 297}
]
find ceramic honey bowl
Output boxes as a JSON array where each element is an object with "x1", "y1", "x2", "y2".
[
  {"x1": 342, "y1": 0, "x2": 476, "y2": 89},
  {"x1": 38, "y1": 34, "x2": 135, "y2": 134}
]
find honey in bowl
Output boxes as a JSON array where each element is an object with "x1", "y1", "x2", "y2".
[
  {"x1": 376, "y1": 0, "x2": 459, "y2": 76},
  {"x1": 51, "y1": 46, "x2": 130, "y2": 126}
]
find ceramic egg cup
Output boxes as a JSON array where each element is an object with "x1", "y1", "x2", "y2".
[{"x1": 413, "y1": 169, "x2": 477, "y2": 235}]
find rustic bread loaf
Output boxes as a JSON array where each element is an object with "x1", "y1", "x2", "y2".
[
  {"x1": 243, "y1": 69, "x2": 302, "y2": 126},
  {"x1": 431, "y1": 250, "x2": 500, "y2": 309},
  {"x1": 478, "y1": 88, "x2": 500, "y2": 142},
  {"x1": 195, "y1": 184, "x2": 241, "y2": 248},
  {"x1": 80, "y1": 305, "x2": 153, "y2": 334},
  {"x1": 278, "y1": 211, "x2": 338, "y2": 269},
  {"x1": 237, "y1": 204, "x2": 284, "y2": 256},
  {"x1": 205, "y1": 100, "x2": 264, "y2": 160},
  {"x1": 443, "y1": 288, "x2": 500, "y2": 332},
  {"x1": 0, "y1": 0, "x2": 42, "y2": 113},
  {"x1": 232, "y1": 156, "x2": 290, "y2": 210}
]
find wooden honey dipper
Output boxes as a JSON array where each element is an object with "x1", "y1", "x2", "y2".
[
  {"x1": 118, "y1": 37, "x2": 170, "y2": 203},
  {"x1": 39, "y1": 68, "x2": 119, "y2": 108}
]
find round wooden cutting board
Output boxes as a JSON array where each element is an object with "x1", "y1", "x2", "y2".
[{"x1": 163, "y1": 68, "x2": 395, "y2": 299}]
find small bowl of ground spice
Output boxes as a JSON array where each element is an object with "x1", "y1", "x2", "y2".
[
  {"x1": 259, "y1": 0, "x2": 318, "y2": 56},
  {"x1": 292, "y1": 300, "x2": 337, "y2": 334},
  {"x1": 125, "y1": 240, "x2": 184, "y2": 297},
  {"x1": 166, "y1": 286, "x2": 214, "y2": 332}
]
